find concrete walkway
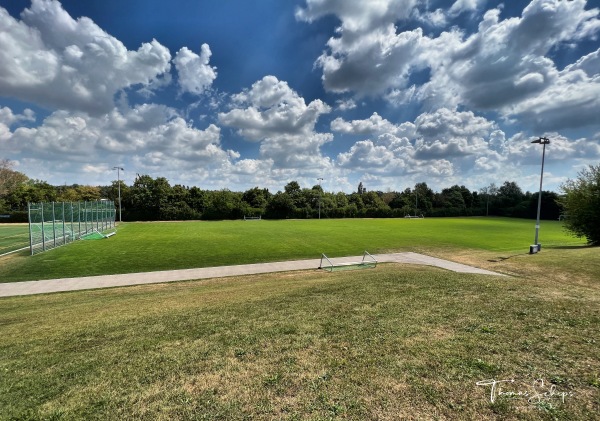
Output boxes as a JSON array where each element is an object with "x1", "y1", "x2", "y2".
[{"x1": 0, "y1": 252, "x2": 504, "y2": 297}]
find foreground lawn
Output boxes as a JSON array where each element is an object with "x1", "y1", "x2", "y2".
[
  {"x1": 0, "y1": 217, "x2": 584, "y2": 282},
  {"x1": 1, "y1": 250, "x2": 598, "y2": 420}
]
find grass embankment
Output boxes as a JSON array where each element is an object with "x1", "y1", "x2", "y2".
[
  {"x1": 1, "y1": 251, "x2": 599, "y2": 419},
  {"x1": 0, "y1": 217, "x2": 584, "y2": 282}
]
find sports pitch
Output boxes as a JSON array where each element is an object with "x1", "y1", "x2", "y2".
[
  {"x1": 0, "y1": 223, "x2": 30, "y2": 256},
  {"x1": 0, "y1": 217, "x2": 586, "y2": 283},
  {"x1": 0, "y1": 217, "x2": 599, "y2": 419}
]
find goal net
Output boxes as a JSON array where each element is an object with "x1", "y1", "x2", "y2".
[{"x1": 28, "y1": 200, "x2": 116, "y2": 255}]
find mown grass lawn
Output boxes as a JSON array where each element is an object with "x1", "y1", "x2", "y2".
[
  {"x1": 0, "y1": 223, "x2": 29, "y2": 256},
  {"x1": 1, "y1": 249, "x2": 598, "y2": 420},
  {"x1": 0, "y1": 217, "x2": 584, "y2": 282}
]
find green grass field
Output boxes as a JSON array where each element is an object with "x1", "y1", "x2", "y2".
[
  {"x1": 0, "y1": 223, "x2": 29, "y2": 256},
  {"x1": 0, "y1": 217, "x2": 585, "y2": 283},
  {"x1": 0, "y1": 217, "x2": 598, "y2": 419}
]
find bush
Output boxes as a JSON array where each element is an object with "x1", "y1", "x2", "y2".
[{"x1": 561, "y1": 165, "x2": 600, "y2": 245}]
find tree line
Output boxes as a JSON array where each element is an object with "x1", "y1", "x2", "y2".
[{"x1": 1, "y1": 160, "x2": 562, "y2": 222}]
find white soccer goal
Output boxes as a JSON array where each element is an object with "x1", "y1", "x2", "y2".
[{"x1": 319, "y1": 251, "x2": 378, "y2": 272}]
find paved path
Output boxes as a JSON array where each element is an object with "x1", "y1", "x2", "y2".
[{"x1": 0, "y1": 252, "x2": 503, "y2": 297}]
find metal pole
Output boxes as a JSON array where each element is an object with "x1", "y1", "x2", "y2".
[
  {"x1": 28, "y1": 203, "x2": 34, "y2": 255},
  {"x1": 530, "y1": 136, "x2": 549, "y2": 253},
  {"x1": 317, "y1": 177, "x2": 323, "y2": 219},
  {"x1": 62, "y1": 202, "x2": 66, "y2": 244},
  {"x1": 52, "y1": 202, "x2": 56, "y2": 248},
  {"x1": 118, "y1": 170, "x2": 122, "y2": 223},
  {"x1": 534, "y1": 142, "x2": 547, "y2": 246},
  {"x1": 114, "y1": 166, "x2": 124, "y2": 223},
  {"x1": 41, "y1": 202, "x2": 45, "y2": 252},
  {"x1": 415, "y1": 187, "x2": 418, "y2": 216},
  {"x1": 70, "y1": 202, "x2": 74, "y2": 241}
]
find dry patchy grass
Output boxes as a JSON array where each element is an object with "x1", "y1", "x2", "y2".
[{"x1": 1, "y1": 254, "x2": 599, "y2": 420}]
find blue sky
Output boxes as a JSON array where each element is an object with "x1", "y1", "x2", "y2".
[{"x1": 1, "y1": 0, "x2": 599, "y2": 193}]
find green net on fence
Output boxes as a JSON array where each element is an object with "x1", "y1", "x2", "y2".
[
  {"x1": 28, "y1": 201, "x2": 116, "y2": 255},
  {"x1": 80, "y1": 231, "x2": 108, "y2": 240}
]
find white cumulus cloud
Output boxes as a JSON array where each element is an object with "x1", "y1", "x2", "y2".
[
  {"x1": 219, "y1": 76, "x2": 333, "y2": 170},
  {"x1": 335, "y1": 108, "x2": 509, "y2": 186},
  {"x1": 4, "y1": 103, "x2": 236, "y2": 185},
  {"x1": 299, "y1": 0, "x2": 600, "y2": 134},
  {"x1": 174, "y1": 44, "x2": 217, "y2": 96},
  {"x1": 331, "y1": 112, "x2": 416, "y2": 138},
  {"x1": 0, "y1": 0, "x2": 172, "y2": 115}
]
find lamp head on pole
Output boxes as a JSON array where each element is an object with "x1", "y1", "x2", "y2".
[{"x1": 531, "y1": 137, "x2": 550, "y2": 145}]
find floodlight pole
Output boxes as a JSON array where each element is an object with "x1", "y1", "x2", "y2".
[
  {"x1": 531, "y1": 137, "x2": 549, "y2": 253},
  {"x1": 416, "y1": 190, "x2": 418, "y2": 213},
  {"x1": 317, "y1": 177, "x2": 324, "y2": 219},
  {"x1": 415, "y1": 185, "x2": 418, "y2": 216},
  {"x1": 113, "y1": 166, "x2": 124, "y2": 223}
]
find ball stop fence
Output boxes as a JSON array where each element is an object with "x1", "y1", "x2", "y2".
[{"x1": 28, "y1": 201, "x2": 116, "y2": 255}]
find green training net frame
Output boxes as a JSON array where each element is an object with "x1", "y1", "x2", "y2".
[{"x1": 28, "y1": 200, "x2": 116, "y2": 255}]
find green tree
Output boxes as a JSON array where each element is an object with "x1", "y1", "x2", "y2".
[
  {"x1": 414, "y1": 182, "x2": 434, "y2": 213},
  {"x1": 560, "y1": 164, "x2": 600, "y2": 245},
  {"x1": 187, "y1": 187, "x2": 207, "y2": 215},
  {"x1": 284, "y1": 181, "x2": 306, "y2": 210},
  {"x1": 127, "y1": 175, "x2": 172, "y2": 220},
  {"x1": 522, "y1": 191, "x2": 560, "y2": 220},
  {"x1": 161, "y1": 185, "x2": 199, "y2": 220},
  {"x1": 7, "y1": 180, "x2": 57, "y2": 210},
  {"x1": 497, "y1": 181, "x2": 524, "y2": 209},
  {"x1": 361, "y1": 191, "x2": 390, "y2": 217},
  {"x1": 458, "y1": 185, "x2": 474, "y2": 208},
  {"x1": 57, "y1": 185, "x2": 102, "y2": 202},
  {"x1": 242, "y1": 187, "x2": 271, "y2": 210},
  {"x1": 284, "y1": 181, "x2": 301, "y2": 196},
  {"x1": 439, "y1": 185, "x2": 466, "y2": 211},
  {"x1": 0, "y1": 160, "x2": 29, "y2": 211},
  {"x1": 348, "y1": 193, "x2": 365, "y2": 212},
  {"x1": 334, "y1": 192, "x2": 348, "y2": 208},
  {"x1": 266, "y1": 192, "x2": 295, "y2": 219},
  {"x1": 0, "y1": 159, "x2": 29, "y2": 196},
  {"x1": 203, "y1": 189, "x2": 243, "y2": 220},
  {"x1": 319, "y1": 193, "x2": 337, "y2": 217},
  {"x1": 479, "y1": 183, "x2": 498, "y2": 216}
]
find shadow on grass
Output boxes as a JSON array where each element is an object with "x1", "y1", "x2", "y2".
[
  {"x1": 488, "y1": 244, "x2": 596, "y2": 261},
  {"x1": 544, "y1": 244, "x2": 596, "y2": 250},
  {"x1": 487, "y1": 253, "x2": 528, "y2": 262}
]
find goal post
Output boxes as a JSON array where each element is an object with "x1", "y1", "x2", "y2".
[{"x1": 319, "y1": 251, "x2": 378, "y2": 272}]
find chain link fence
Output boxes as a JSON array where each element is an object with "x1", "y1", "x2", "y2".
[{"x1": 28, "y1": 201, "x2": 116, "y2": 255}]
